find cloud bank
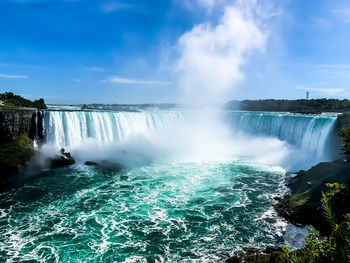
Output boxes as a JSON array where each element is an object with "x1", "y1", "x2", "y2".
[
  {"x1": 175, "y1": 1, "x2": 267, "y2": 103},
  {"x1": 0, "y1": 73, "x2": 28, "y2": 79}
]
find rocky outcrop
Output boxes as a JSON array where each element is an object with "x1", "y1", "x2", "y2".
[
  {"x1": 0, "y1": 109, "x2": 44, "y2": 179},
  {"x1": 226, "y1": 246, "x2": 284, "y2": 263},
  {"x1": 275, "y1": 160, "x2": 350, "y2": 228},
  {"x1": 0, "y1": 135, "x2": 34, "y2": 179},
  {"x1": 48, "y1": 148, "x2": 75, "y2": 168},
  {"x1": 0, "y1": 109, "x2": 43, "y2": 145},
  {"x1": 336, "y1": 111, "x2": 350, "y2": 130}
]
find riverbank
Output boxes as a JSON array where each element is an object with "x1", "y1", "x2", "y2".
[{"x1": 226, "y1": 158, "x2": 350, "y2": 262}]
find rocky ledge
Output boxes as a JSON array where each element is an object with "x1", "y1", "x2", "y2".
[{"x1": 274, "y1": 159, "x2": 350, "y2": 228}]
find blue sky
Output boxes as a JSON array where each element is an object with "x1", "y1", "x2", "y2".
[{"x1": 0, "y1": 0, "x2": 349, "y2": 104}]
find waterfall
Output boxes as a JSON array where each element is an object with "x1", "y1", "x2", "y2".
[
  {"x1": 42, "y1": 110, "x2": 338, "y2": 169},
  {"x1": 43, "y1": 110, "x2": 185, "y2": 147},
  {"x1": 225, "y1": 111, "x2": 337, "y2": 162}
]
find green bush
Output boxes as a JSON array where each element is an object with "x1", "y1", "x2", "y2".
[
  {"x1": 0, "y1": 92, "x2": 47, "y2": 109},
  {"x1": 0, "y1": 135, "x2": 33, "y2": 166}
]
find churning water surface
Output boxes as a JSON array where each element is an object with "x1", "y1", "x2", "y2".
[{"x1": 0, "y1": 110, "x2": 337, "y2": 262}]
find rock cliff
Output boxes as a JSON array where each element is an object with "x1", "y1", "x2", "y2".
[
  {"x1": 0, "y1": 109, "x2": 37, "y2": 144},
  {"x1": 0, "y1": 109, "x2": 43, "y2": 179}
]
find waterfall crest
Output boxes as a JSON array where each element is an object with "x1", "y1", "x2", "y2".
[
  {"x1": 43, "y1": 110, "x2": 185, "y2": 147},
  {"x1": 225, "y1": 111, "x2": 337, "y2": 162},
  {"x1": 42, "y1": 110, "x2": 338, "y2": 169}
]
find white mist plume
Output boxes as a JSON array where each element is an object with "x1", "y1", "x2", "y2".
[{"x1": 176, "y1": 1, "x2": 267, "y2": 103}]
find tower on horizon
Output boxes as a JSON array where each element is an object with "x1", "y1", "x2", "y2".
[{"x1": 306, "y1": 91, "x2": 309, "y2": 100}]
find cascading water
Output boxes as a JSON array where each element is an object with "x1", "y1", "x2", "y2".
[
  {"x1": 224, "y1": 111, "x2": 337, "y2": 168},
  {"x1": 42, "y1": 110, "x2": 337, "y2": 170},
  {"x1": 0, "y1": 109, "x2": 339, "y2": 262},
  {"x1": 43, "y1": 110, "x2": 185, "y2": 147}
]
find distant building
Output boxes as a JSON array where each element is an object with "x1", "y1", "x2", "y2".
[{"x1": 306, "y1": 91, "x2": 309, "y2": 100}]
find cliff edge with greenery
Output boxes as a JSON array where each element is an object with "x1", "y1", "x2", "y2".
[
  {"x1": 0, "y1": 135, "x2": 34, "y2": 181},
  {"x1": 0, "y1": 92, "x2": 47, "y2": 109},
  {"x1": 226, "y1": 99, "x2": 350, "y2": 113}
]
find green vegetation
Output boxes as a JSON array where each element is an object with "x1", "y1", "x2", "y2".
[
  {"x1": 0, "y1": 135, "x2": 33, "y2": 166},
  {"x1": 226, "y1": 99, "x2": 350, "y2": 113},
  {"x1": 275, "y1": 160, "x2": 350, "y2": 228},
  {"x1": 338, "y1": 123, "x2": 350, "y2": 160},
  {"x1": 237, "y1": 179, "x2": 350, "y2": 263},
  {"x1": 0, "y1": 135, "x2": 34, "y2": 177},
  {"x1": 0, "y1": 92, "x2": 47, "y2": 109}
]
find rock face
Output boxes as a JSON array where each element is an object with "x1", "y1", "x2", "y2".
[
  {"x1": 0, "y1": 109, "x2": 42, "y2": 145},
  {"x1": 0, "y1": 135, "x2": 34, "y2": 178},
  {"x1": 226, "y1": 246, "x2": 284, "y2": 263},
  {"x1": 336, "y1": 111, "x2": 350, "y2": 130},
  {"x1": 0, "y1": 109, "x2": 44, "y2": 179},
  {"x1": 275, "y1": 160, "x2": 350, "y2": 228}
]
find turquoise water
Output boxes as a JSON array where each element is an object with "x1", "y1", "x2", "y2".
[
  {"x1": 0, "y1": 160, "x2": 286, "y2": 262},
  {"x1": 0, "y1": 110, "x2": 337, "y2": 262}
]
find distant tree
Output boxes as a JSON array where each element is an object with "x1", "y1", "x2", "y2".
[
  {"x1": 0, "y1": 92, "x2": 47, "y2": 109},
  {"x1": 32, "y1": 98, "x2": 47, "y2": 109}
]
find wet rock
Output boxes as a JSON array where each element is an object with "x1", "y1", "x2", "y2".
[
  {"x1": 226, "y1": 246, "x2": 283, "y2": 263},
  {"x1": 84, "y1": 160, "x2": 124, "y2": 171},
  {"x1": 48, "y1": 148, "x2": 75, "y2": 168},
  {"x1": 84, "y1": 161, "x2": 99, "y2": 166}
]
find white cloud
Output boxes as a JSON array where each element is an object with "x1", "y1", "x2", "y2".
[
  {"x1": 175, "y1": 3, "x2": 267, "y2": 103},
  {"x1": 332, "y1": 9, "x2": 350, "y2": 23},
  {"x1": 108, "y1": 76, "x2": 171, "y2": 85},
  {"x1": 0, "y1": 74, "x2": 28, "y2": 79},
  {"x1": 296, "y1": 86, "x2": 345, "y2": 95}
]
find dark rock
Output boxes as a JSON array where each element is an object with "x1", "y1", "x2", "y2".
[
  {"x1": 0, "y1": 109, "x2": 37, "y2": 145},
  {"x1": 84, "y1": 161, "x2": 99, "y2": 166},
  {"x1": 225, "y1": 256, "x2": 240, "y2": 263},
  {"x1": 226, "y1": 246, "x2": 283, "y2": 263},
  {"x1": 84, "y1": 160, "x2": 124, "y2": 171},
  {"x1": 275, "y1": 159, "x2": 350, "y2": 227},
  {"x1": 95, "y1": 160, "x2": 124, "y2": 171},
  {"x1": 48, "y1": 148, "x2": 75, "y2": 168},
  {"x1": 263, "y1": 246, "x2": 282, "y2": 254},
  {"x1": 336, "y1": 111, "x2": 350, "y2": 130}
]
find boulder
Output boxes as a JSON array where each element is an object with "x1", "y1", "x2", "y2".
[
  {"x1": 84, "y1": 160, "x2": 124, "y2": 171},
  {"x1": 48, "y1": 148, "x2": 75, "y2": 168},
  {"x1": 84, "y1": 161, "x2": 99, "y2": 166}
]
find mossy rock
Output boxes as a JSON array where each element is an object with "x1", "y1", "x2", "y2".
[
  {"x1": 0, "y1": 135, "x2": 34, "y2": 176},
  {"x1": 276, "y1": 160, "x2": 350, "y2": 227}
]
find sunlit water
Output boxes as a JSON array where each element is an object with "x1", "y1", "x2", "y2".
[
  {"x1": 0, "y1": 110, "x2": 337, "y2": 262},
  {"x1": 0, "y1": 160, "x2": 288, "y2": 262}
]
